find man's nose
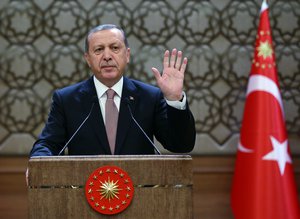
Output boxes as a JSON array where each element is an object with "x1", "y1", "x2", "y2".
[{"x1": 103, "y1": 48, "x2": 112, "y2": 61}]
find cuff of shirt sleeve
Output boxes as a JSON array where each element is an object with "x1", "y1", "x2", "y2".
[{"x1": 165, "y1": 92, "x2": 187, "y2": 110}]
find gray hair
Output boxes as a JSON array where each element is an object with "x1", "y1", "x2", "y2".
[{"x1": 84, "y1": 24, "x2": 129, "y2": 53}]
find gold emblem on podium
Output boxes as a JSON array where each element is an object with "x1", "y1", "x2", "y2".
[{"x1": 85, "y1": 166, "x2": 134, "y2": 215}]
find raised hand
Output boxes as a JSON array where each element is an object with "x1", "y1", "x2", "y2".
[{"x1": 151, "y1": 48, "x2": 188, "y2": 101}]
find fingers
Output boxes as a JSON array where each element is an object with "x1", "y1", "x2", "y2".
[
  {"x1": 165, "y1": 48, "x2": 188, "y2": 71},
  {"x1": 151, "y1": 67, "x2": 161, "y2": 81},
  {"x1": 170, "y1": 49, "x2": 177, "y2": 68},
  {"x1": 180, "y1": 57, "x2": 188, "y2": 73},
  {"x1": 163, "y1": 50, "x2": 170, "y2": 69},
  {"x1": 175, "y1": 50, "x2": 182, "y2": 69}
]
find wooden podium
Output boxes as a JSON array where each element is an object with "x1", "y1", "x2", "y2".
[{"x1": 28, "y1": 155, "x2": 193, "y2": 219}]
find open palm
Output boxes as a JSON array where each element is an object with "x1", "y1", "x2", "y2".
[{"x1": 151, "y1": 48, "x2": 188, "y2": 101}]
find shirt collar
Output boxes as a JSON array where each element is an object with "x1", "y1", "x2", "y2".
[{"x1": 93, "y1": 76, "x2": 123, "y2": 98}]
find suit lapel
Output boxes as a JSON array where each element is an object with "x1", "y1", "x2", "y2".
[
  {"x1": 79, "y1": 77, "x2": 111, "y2": 154},
  {"x1": 114, "y1": 77, "x2": 139, "y2": 154}
]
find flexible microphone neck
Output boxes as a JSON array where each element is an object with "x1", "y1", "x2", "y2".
[
  {"x1": 58, "y1": 96, "x2": 98, "y2": 155},
  {"x1": 124, "y1": 98, "x2": 161, "y2": 155}
]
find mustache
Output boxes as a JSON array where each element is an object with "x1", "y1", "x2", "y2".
[{"x1": 100, "y1": 62, "x2": 116, "y2": 68}]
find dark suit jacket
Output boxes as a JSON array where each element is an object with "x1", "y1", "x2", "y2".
[{"x1": 30, "y1": 76, "x2": 196, "y2": 156}]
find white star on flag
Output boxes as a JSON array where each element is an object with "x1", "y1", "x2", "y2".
[{"x1": 262, "y1": 136, "x2": 292, "y2": 175}]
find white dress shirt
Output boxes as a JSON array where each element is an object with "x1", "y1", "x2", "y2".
[{"x1": 93, "y1": 76, "x2": 123, "y2": 124}]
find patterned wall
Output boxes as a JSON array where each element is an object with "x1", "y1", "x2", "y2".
[{"x1": 0, "y1": 0, "x2": 299, "y2": 155}]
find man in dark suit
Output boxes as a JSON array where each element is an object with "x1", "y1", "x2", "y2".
[{"x1": 29, "y1": 24, "x2": 196, "y2": 156}]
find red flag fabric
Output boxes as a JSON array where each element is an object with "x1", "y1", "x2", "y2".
[{"x1": 231, "y1": 1, "x2": 300, "y2": 219}]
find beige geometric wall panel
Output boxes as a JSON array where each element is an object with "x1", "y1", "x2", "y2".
[{"x1": 0, "y1": 0, "x2": 299, "y2": 155}]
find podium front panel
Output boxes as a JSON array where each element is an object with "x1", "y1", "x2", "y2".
[{"x1": 28, "y1": 155, "x2": 193, "y2": 219}]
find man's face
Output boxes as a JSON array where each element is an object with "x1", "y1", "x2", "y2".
[{"x1": 84, "y1": 28, "x2": 130, "y2": 87}]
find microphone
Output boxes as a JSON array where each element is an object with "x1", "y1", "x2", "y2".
[
  {"x1": 123, "y1": 97, "x2": 161, "y2": 155},
  {"x1": 58, "y1": 96, "x2": 98, "y2": 155}
]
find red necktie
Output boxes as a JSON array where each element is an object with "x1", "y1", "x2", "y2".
[{"x1": 105, "y1": 89, "x2": 118, "y2": 154}]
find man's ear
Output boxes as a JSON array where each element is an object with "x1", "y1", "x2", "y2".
[
  {"x1": 126, "y1": 48, "x2": 131, "y2": 63},
  {"x1": 84, "y1": 53, "x2": 91, "y2": 67}
]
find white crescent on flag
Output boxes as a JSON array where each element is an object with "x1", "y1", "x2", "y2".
[
  {"x1": 238, "y1": 74, "x2": 284, "y2": 153},
  {"x1": 246, "y1": 75, "x2": 284, "y2": 115},
  {"x1": 238, "y1": 141, "x2": 254, "y2": 153}
]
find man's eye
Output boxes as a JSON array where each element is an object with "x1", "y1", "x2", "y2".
[
  {"x1": 112, "y1": 46, "x2": 119, "y2": 51},
  {"x1": 94, "y1": 48, "x2": 103, "y2": 53}
]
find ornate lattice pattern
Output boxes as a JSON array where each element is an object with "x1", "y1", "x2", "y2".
[{"x1": 0, "y1": 0, "x2": 299, "y2": 154}]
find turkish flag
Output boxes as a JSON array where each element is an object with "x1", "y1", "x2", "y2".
[{"x1": 231, "y1": 1, "x2": 300, "y2": 219}]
